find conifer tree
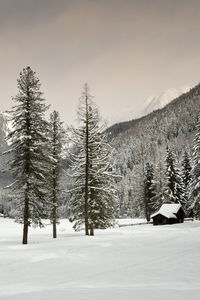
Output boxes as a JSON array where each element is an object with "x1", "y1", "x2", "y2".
[
  {"x1": 68, "y1": 84, "x2": 117, "y2": 235},
  {"x1": 164, "y1": 146, "x2": 184, "y2": 204},
  {"x1": 134, "y1": 143, "x2": 146, "y2": 218},
  {"x1": 151, "y1": 155, "x2": 166, "y2": 213},
  {"x1": 132, "y1": 164, "x2": 145, "y2": 217},
  {"x1": 6, "y1": 67, "x2": 50, "y2": 244},
  {"x1": 181, "y1": 150, "x2": 192, "y2": 215},
  {"x1": 48, "y1": 111, "x2": 65, "y2": 238},
  {"x1": 144, "y1": 162, "x2": 154, "y2": 221},
  {"x1": 88, "y1": 130, "x2": 117, "y2": 234},
  {"x1": 189, "y1": 116, "x2": 200, "y2": 218}
]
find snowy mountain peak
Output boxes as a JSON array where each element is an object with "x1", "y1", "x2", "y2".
[
  {"x1": 108, "y1": 85, "x2": 191, "y2": 125},
  {"x1": 0, "y1": 111, "x2": 11, "y2": 137},
  {"x1": 143, "y1": 86, "x2": 191, "y2": 115}
]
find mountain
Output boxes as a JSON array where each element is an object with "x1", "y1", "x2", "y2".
[
  {"x1": 143, "y1": 86, "x2": 191, "y2": 115},
  {"x1": 1, "y1": 83, "x2": 200, "y2": 219},
  {"x1": 106, "y1": 82, "x2": 200, "y2": 217},
  {"x1": 0, "y1": 113, "x2": 11, "y2": 188},
  {"x1": 106, "y1": 84, "x2": 199, "y2": 141},
  {"x1": 0, "y1": 113, "x2": 8, "y2": 154},
  {"x1": 107, "y1": 86, "x2": 191, "y2": 126}
]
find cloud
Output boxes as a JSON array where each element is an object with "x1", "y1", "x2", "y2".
[{"x1": 0, "y1": 0, "x2": 200, "y2": 125}]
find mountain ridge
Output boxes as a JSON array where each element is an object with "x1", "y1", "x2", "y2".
[
  {"x1": 107, "y1": 82, "x2": 200, "y2": 217},
  {"x1": 142, "y1": 86, "x2": 190, "y2": 115},
  {"x1": 106, "y1": 83, "x2": 199, "y2": 140}
]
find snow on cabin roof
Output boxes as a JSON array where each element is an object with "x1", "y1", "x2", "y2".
[
  {"x1": 151, "y1": 211, "x2": 177, "y2": 219},
  {"x1": 151, "y1": 203, "x2": 182, "y2": 219}
]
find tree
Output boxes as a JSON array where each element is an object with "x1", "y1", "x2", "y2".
[
  {"x1": 189, "y1": 116, "x2": 200, "y2": 218},
  {"x1": 143, "y1": 162, "x2": 154, "y2": 221},
  {"x1": 131, "y1": 164, "x2": 145, "y2": 218},
  {"x1": 181, "y1": 150, "x2": 192, "y2": 215},
  {"x1": 164, "y1": 146, "x2": 184, "y2": 204},
  {"x1": 131, "y1": 143, "x2": 146, "y2": 219},
  {"x1": 6, "y1": 67, "x2": 50, "y2": 244},
  {"x1": 48, "y1": 111, "x2": 65, "y2": 238},
  {"x1": 68, "y1": 84, "x2": 117, "y2": 235},
  {"x1": 150, "y1": 155, "x2": 166, "y2": 213},
  {"x1": 88, "y1": 129, "x2": 117, "y2": 234},
  {"x1": 151, "y1": 153, "x2": 171, "y2": 213}
]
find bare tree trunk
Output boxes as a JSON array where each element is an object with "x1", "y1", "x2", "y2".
[
  {"x1": 22, "y1": 222, "x2": 28, "y2": 244},
  {"x1": 84, "y1": 92, "x2": 89, "y2": 236},
  {"x1": 144, "y1": 195, "x2": 150, "y2": 222},
  {"x1": 53, "y1": 218, "x2": 57, "y2": 238},
  {"x1": 23, "y1": 191, "x2": 29, "y2": 244},
  {"x1": 52, "y1": 176, "x2": 57, "y2": 238},
  {"x1": 89, "y1": 223, "x2": 94, "y2": 236},
  {"x1": 23, "y1": 104, "x2": 31, "y2": 245},
  {"x1": 52, "y1": 127, "x2": 57, "y2": 239}
]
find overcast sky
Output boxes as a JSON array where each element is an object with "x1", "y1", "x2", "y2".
[{"x1": 0, "y1": 0, "x2": 200, "y2": 125}]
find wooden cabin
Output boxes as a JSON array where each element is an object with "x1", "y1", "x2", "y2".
[{"x1": 151, "y1": 204, "x2": 185, "y2": 225}]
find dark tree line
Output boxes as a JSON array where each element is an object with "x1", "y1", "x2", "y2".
[{"x1": 142, "y1": 139, "x2": 200, "y2": 221}]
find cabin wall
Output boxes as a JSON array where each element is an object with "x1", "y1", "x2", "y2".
[
  {"x1": 176, "y1": 209, "x2": 185, "y2": 223},
  {"x1": 152, "y1": 207, "x2": 185, "y2": 225},
  {"x1": 153, "y1": 214, "x2": 168, "y2": 225}
]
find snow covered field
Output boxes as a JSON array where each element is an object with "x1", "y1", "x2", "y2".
[{"x1": 0, "y1": 218, "x2": 200, "y2": 300}]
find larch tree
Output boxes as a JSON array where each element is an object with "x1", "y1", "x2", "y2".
[
  {"x1": 189, "y1": 116, "x2": 200, "y2": 218},
  {"x1": 6, "y1": 67, "x2": 50, "y2": 244},
  {"x1": 68, "y1": 84, "x2": 117, "y2": 235},
  {"x1": 48, "y1": 110, "x2": 65, "y2": 238},
  {"x1": 87, "y1": 123, "x2": 117, "y2": 234}
]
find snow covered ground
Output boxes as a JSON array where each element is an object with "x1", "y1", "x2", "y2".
[{"x1": 0, "y1": 218, "x2": 200, "y2": 300}]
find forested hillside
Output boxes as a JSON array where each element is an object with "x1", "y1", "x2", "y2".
[
  {"x1": 0, "y1": 83, "x2": 200, "y2": 219},
  {"x1": 107, "y1": 83, "x2": 200, "y2": 217}
]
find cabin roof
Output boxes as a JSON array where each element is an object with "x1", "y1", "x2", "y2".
[{"x1": 151, "y1": 203, "x2": 182, "y2": 219}]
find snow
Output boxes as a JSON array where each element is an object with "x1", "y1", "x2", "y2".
[
  {"x1": 117, "y1": 218, "x2": 146, "y2": 226},
  {"x1": 160, "y1": 203, "x2": 182, "y2": 213},
  {"x1": 0, "y1": 111, "x2": 12, "y2": 137},
  {"x1": 151, "y1": 211, "x2": 177, "y2": 219},
  {"x1": 151, "y1": 203, "x2": 182, "y2": 219},
  {"x1": 143, "y1": 86, "x2": 190, "y2": 115},
  {"x1": 0, "y1": 218, "x2": 200, "y2": 300},
  {"x1": 106, "y1": 86, "x2": 190, "y2": 125}
]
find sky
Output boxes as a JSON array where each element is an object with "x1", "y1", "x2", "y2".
[{"x1": 0, "y1": 0, "x2": 200, "y2": 126}]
